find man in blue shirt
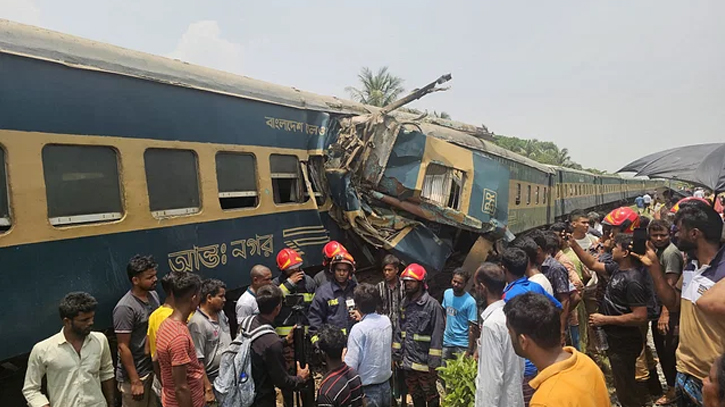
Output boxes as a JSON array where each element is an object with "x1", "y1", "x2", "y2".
[
  {"x1": 441, "y1": 268, "x2": 478, "y2": 360},
  {"x1": 500, "y1": 247, "x2": 561, "y2": 407},
  {"x1": 345, "y1": 283, "x2": 392, "y2": 407}
]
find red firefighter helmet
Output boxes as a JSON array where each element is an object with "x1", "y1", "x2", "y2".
[
  {"x1": 322, "y1": 241, "x2": 348, "y2": 266},
  {"x1": 400, "y1": 263, "x2": 427, "y2": 282},
  {"x1": 602, "y1": 206, "x2": 640, "y2": 234},
  {"x1": 670, "y1": 196, "x2": 711, "y2": 213},
  {"x1": 329, "y1": 251, "x2": 356, "y2": 271},
  {"x1": 276, "y1": 248, "x2": 303, "y2": 271}
]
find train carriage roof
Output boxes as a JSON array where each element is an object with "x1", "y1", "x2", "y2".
[
  {"x1": 546, "y1": 165, "x2": 597, "y2": 177},
  {"x1": 0, "y1": 19, "x2": 587, "y2": 178}
]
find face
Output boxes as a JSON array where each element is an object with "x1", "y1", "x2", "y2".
[
  {"x1": 702, "y1": 356, "x2": 721, "y2": 407},
  {"x1": 65, "y1": 310, "x2": 95, "y2": 337},
  {"x1": 649, "y1": 227, "x2": 671, "y2": 249},
  {"x1": 253, "y1": 270, "x2": 273, "y2": 289},
  {"x1": 474, "y1": 278, "x2": 486, "y2": 300},
  {"x1": 535, "y1": 247, "x2": 546, "y2": 265},
  {"x1": 506, "y1": 323, "x2": 528, "y2": 359},
  {"x1": 190, "y1": 290, "x2": 202, "y2": 310},
  {"x1": 333, "y1": 264, "x2": 351, "y2": 284},
  {"x1": 206, "y1": 288, "x2": 226, "y2": 312},
  {"x1": 451, "y1": 274, "x2": 466, "y2": 295},
  {"x1": 285, "y1": 265, "x2": 301, "y2": 277},
  {"x1": 675, "y1": 221, "x2": 698, "y2": 252},
  {"x1": 571, "y1": 216, "x2": 589, "y2": 235},
  {"x1": 404, "y1": 280, "x2": 421, "y2": 296},
  {"x1": 611, "y1": 242, "x2": 626, "y2": 262},
  {"x1": 133, "y1": 268, "x2": 158, "y2": 291},
  {"x1": 383, "y1": 264, "x2": 399, "y2": 282}
]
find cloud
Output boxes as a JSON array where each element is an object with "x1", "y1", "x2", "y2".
[
  {"x1": 0, "y1": 0, "x2": 41, "y2": 26},
  {"x1": 167, "y1": 20, "x2": 243, "y2": 75}
]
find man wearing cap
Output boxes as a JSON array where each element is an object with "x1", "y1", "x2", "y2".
[
  {"x1": 393, "y1": 264, "x2": 445, "y2": 407},
  {"x1": 308, "y1": 252, "x2": 358, "y2": 342}
]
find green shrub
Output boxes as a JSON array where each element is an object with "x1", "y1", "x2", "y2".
[{"x1": 437, "y1": 353, "x2": 477, "y2": 407}]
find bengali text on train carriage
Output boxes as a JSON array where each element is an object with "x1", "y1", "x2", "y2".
[
  {"x1": 167, "y1": 234, "x2": 274, "y2": 272},
  {"x1": 264, "y1": 116, "x2": 327, "y2": 136}
]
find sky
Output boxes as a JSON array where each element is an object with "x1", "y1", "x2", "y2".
[{"x1": 3, "y1": 0, "x2": 724, "y2": 172}]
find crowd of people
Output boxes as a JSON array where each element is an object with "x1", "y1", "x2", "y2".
[{"x1": 20, "y1": 193, "x2": 725, "y2": 407}]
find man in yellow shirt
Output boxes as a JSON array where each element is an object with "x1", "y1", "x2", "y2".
[
  {"x1": 147, "y1": 272, "x2": 178, "y2": 398},
  {"x1": 503, "y1": 292, "x2": 609, "y2": 407}
]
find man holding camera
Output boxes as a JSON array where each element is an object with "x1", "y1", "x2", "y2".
[{"x1": 272, "y1": 248, "x2": 317, "y2": 407}]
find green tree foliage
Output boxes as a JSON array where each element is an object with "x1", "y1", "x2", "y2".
[
  {"x1": 345, "y1": 67, "x2": 405, "y2": 107},
  {"x1": 491, "y1": 134, "x2": 597, "y2": 171},
  {"x1": 433, "y1": 111, "x2": 452, "y2": 120},
  {"x1": 437, "y1": 353, "x2": 477, "y2": 407}
]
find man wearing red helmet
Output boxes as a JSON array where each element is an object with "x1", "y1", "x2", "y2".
[
  {"x1": 271, "y1": 248, "x2": 317, "y2": 407},
  {"x1": 315, "y1": 241, "x2": 348, "y2": 287},
  {"x1": 393, "y1": 264, "x2": 445, "y2": 407},
  {"x1": 315, "y1": 241, "x2": 359, "y2": 287},
  {"x1": 308, "y1": 252, "x2": 358, "y2": 342}
]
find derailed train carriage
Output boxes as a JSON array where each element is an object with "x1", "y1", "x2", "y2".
[{"x1": 0, "y1": 19, "x2": 661, "y2": 362}]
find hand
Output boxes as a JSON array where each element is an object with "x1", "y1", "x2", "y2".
[
  {"x1": 296, "y1": 361, "x2": 310, "y2": 381},
  {"x1": 589, "y1": 313, "x2": 607, "y2": 327},
  {"x1": 341, "y1": 347, "x2": 348, "y2": 361},
  {"x1": 630, "y1": 241, "x2": 658, "y2": 268},
  {"x1": 561, "y1": 231, "x2": 572, "y2": 242},
  {"x1": 472, "y1": 351, "x2": 479, "y2": 362},
  {"x1": 131, "y1": 379, "x2": 145, "y2": 400},
  {"x1": 286, "y1": 325, "x2": 298, "y2": 345},
  {"x1": 288, "y1": 271, "x2": 304, "y2": 285},
  {"x1": 205, "y1": 387, "x2": 216, "y2": 403},
  {"x1": 657, "y1": 313, "x2": 670, "y2": 335}
]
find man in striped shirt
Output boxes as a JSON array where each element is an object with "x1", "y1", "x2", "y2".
[
  {"x1": 316, "y1": 325, "x2": 364, "y2": 407},
  {"x1": 156, "y1": 272, "x2": 209, "y2": 407}
]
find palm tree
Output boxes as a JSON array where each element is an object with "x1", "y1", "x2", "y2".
[
  {"x1": 518, "y1": 140, "x2": 540, "y2": 159},
  {"x1": 346, "y1": 67, "x2": 405, "y2": 107},
  {"x1": 553, "y1": 148, "x2": 573, "y2": 166}
]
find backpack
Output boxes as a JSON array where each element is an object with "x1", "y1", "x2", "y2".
[{"x1": 213, "y1": 316, "x2": 275, "y2": 407}]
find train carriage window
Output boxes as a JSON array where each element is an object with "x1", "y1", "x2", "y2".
[
  {"x1": 526, "y1": 185, "x2": 531, "y2": 205},
  {"x1": 421, "y1": 164, "x2": 465, "y2": 210},
  {"x1": 543, "y1": 187, "x2": 547, "y2": 204},
  {"x1": 535, "y1": 186, "x2": 540, "y2": 204},
  {"x1": 216, "y1": 152, "x2": 258, "y2": 210},
  {"x1": 516, "y1": 183, "x2": 521, "y2": 205},
  {"x1": 145, "y1": 148, "x2": 200, "y2": 217},
  {"x1": 304, "y1": 157, "x2": 327, "y2": 206},
  {"x1": 0, "y1": 148, "x2": 10, "y2": 231},
  {"x1": 42, "y1": 145, "x2": 123, "y2": 226},
  {"x1": 271, "y1": 154, "x2": 305, "y2": 204}
]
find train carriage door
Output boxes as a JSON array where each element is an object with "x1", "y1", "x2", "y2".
[
  {"x1": 0, "y1": 147, "x2": 10, "y2": 232},
  {"x1": 546, "y1": 174, "x2": 553, "y2": 225}
]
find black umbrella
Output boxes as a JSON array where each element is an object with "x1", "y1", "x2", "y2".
[{"x1": 618, "y1": 143, "x2": 725, "y2": 192}]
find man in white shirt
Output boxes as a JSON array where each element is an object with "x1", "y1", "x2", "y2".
[
  {"x1": 23, "y1": 292, "x2": 115, "y2": 407},
  {"x1": 235, "y1": 264, "x2": 273, "y2": 325},
  {"x1": 344, "y1": 283, "x2": 393, "y2": 407},
  {"x1": 474, "y1": 263, "x2": 524, "y2": 407},
  {"x1": 643, "y1": 193, "x2": 653, "y2": 214}
]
